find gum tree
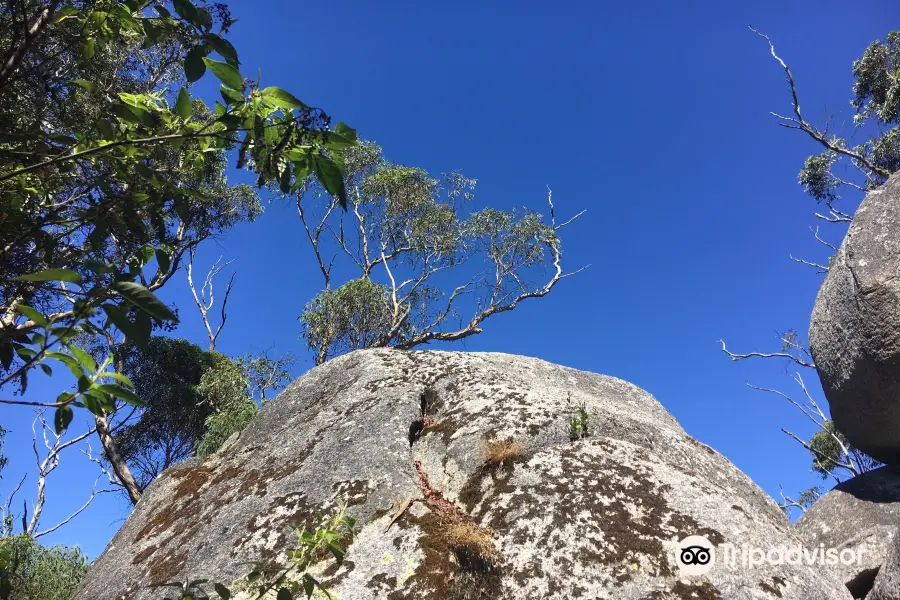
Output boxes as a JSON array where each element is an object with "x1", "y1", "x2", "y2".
[
  {"x1": 721, "y1": 28, "x2": 898, "y2": 515},
  {"x1": 297, "y1": 142, "x2": 586, "y2": 365}
]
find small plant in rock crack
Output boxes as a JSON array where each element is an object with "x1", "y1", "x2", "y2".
[
  {"x1": 286, "y1": 503, "x2": 357, "y2": 597},
  {"x1": 151, "y1": 503, "x2": 356, "y2": 600},
  {"x1": 484, "y1": 438, "x2": 526, "y2": 468},
  {"x1": 566, "y1": 393, "x2": 590, "y2": 442}
]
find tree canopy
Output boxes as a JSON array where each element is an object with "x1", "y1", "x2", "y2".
[
  {"x1": 298, "y1": 142, "x2": 583, "y2": 364},
  {"x1": 0, "y1": 0, "x2": 357, "y2": 433}
]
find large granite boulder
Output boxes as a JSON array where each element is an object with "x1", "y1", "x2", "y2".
[
  {"x1": 75, "y1": 350, "x2": 851, "y2": 600},
  {"x1": 809, "y1": 173, "x2": 900, "y2": 464},
  {"x1": 795, "y1": 465, "x2": 900, "y2": 598},
  {"x1": 871, "y1": 530, "x2": 900, "y2": 600}
]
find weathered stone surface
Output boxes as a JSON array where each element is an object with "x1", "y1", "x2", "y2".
[
  {"x1": 795, "y1": 465, "x2": 900, "y2": 598},
  {"x1": 809, "y1": 173, "x2": 900, "y2": 464},
  {"x1": 75, "y1": 350, "x2": 851, "y2": 600},
  {"x1": 870, "y1": 527, "x2": 900, "y2": 600}
]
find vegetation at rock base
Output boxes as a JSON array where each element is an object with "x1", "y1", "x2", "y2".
[
  {"x1": 0, "y1": 532, "x2": 89, "y2": 600},
  {"x1": 156, "y1": 503, "x2": 356, "y2": 600}
]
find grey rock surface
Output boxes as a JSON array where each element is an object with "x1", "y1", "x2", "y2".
[
  {"x1": 75, "y1": 349, "x2": 852, "y2": 600},
  {"x1": 795, "y1": 465, "x2": 900, "y2": 598},
  {"x1": 809, "y1": 173, "x2": 900, "y2": 464},
  {"x1": 871, "y1": 529, "x2": 900, "y2": 600}
]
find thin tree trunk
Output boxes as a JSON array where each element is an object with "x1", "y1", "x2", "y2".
[{"x1": 94, "y1": 411, "x2": 142, "y2": 505}]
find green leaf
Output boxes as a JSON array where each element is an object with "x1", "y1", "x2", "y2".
[
  {"x1": 47, "y1": 351, "x2": 85, "y2": 380},
  {"x1": 101, "y1": 305, "x2": 139, "y2": 345},
  {"x1": 312, "y1": 153, "x2": 347, "y2": 208},
  {"x1": 176, "y1": 87, "x2": 193, "y2": 120},
  {"x1": 81, "y1": 38, "x2": 95, "y2": 59},
  {"x1": 302, "y1": 575, "x2": 315, "y2": 599},
  {"x1": 260, "y1": 87, "x2": 308, "y2": 111},
  {"x1": 68, "y1": 345, "x2": 96, "y2": 373},
  {"x1": 39, "y1": 363, "x2": 52, "y2": 376},
  {"x1": 111, "y1": 281, "x2": 178, "y2": 322},
  {"x1": 54, "y1": 406, "x2": 73, "y2": 434},
  {"x1": 205, "y1": 34, "x2": 239, "y2": 66},
  {"x1": 0, "y1": 340, "x2": 12, "y2": 370},
  {"x1": 202, "y1": 58, "x2": 243, "y2": 91},
  {"x1": 101, "y1": 372, "x2": 135, "y2": 388},
  {"x1": 112, "y1": 103, "x2": 153, "y2": 127},
  {"x1": 323, "y1": 131, "x2": 356, "y2": 150},
  {"x1": 279, "y1": 162, "x2": 292, "y2": 194},
  {"x1": 214, "y1": 583, "x2": 231, "y2": 600},
  {"x1": 155, "y1": 248, "x2": 171, "y2": 274},
  {"x1": 195, "y1": 7, "x2": 213, "y2": 30},
  {"x1": 15, "y1": 305, "x2": 47, "y2": 327},
  {"x1": 95, "y1": 383, "x2": 147, "y2": 407},
  {"x1": 334, "y1": 122, "x2": 357, "y2": 142},
  {"x1": 73, "y1": 79, "x2": 96, "y2": 93},
  {"x1": 220, "y1": 84, "x2": 244, "y2": 105},
  {"x1": 276, "y1": 589, "x2": 292, "y2": 600},
  {"x1": 13, "y1": 268, "x2": 82, "y2": 284},
  {"x1": 184, "y1": 46, "x2": 207, "y2": 83},
  {"x1": 96, "y1": 118, "x2": 114, "y2": 139},
  {"x1": 173, "y1": 0, "x2": 200, "y2": 27},
  {"x1": 84, "y1": 259, "x2": 114, "y2": 274}
]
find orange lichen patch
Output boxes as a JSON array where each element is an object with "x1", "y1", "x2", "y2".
[
  {"x1": 147, "y1": 550, "x2": 187, "y2": 586},
  {"x1": 483, "y1": 438, "x2": 525, "y2": 468},
  {"x1": 211, "y1": 465, "x2": 243, "y2": 486},
  {"x1": 135, "y1": 464, "x2": 212, "y2": 543},
  {"x1": 131, "y1": 544, "x2": 158, "y2": 565}
]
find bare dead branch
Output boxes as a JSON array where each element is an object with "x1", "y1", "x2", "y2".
[
  {"x1": 33, "y1": 482, "x2": 111, "y2": 539},
  {"x1": 718, "y1": 339, "x2": 815, "y2": 368},
  {"x1": 809, "y1": 226, "x2": 837, "y2": 251},
  {"x1": 789, "y1": 254, "x2": 829, "y2": 273},
  {"x1": 395, "y1": 189, "x2": 586, "y2": 349},
  {"x1": 24, "y1": 412, "x2": 97, "y2": 536},
  {"x1": 750, "y1": 26, "x2": 890, "y2": 179},
  {"x1": 187, "y1": 248, "x2": 235, "y2": 352}
]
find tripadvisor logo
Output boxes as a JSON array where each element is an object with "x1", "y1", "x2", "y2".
[
  {"x1": 674, "y1": 535, "x2": 867, "y2": 574},
  {"x1": 675, "y1": 535, "x2": 716, "y2": 575}
]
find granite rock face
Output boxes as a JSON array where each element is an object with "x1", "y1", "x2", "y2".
[
  {"x1": 795, "y1": 465, "x2": 900, "y2": 599},
  {"x1": 75, "y1": 350, "x2": 852, "y2": 600},
  {"x1": 809, "y1": 173, "x2": 900, "y2": 464},
  {"x1": 871, "y1": 530, "x2": 900, "y2": 600}
]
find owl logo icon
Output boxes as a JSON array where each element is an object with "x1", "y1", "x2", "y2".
[{"x1": 676, "y1": 535, "x2": 716, "y2": 575}]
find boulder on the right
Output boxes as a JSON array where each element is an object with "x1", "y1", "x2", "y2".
[
  {"x1": 795, "y1": 465, "x2": 900, "y2": 599},
  {"x1": 871, "y1": 529, "x2": 900, "y2": 600},
  {"x1": 809, "y1": 173, "x2": 900, "y2": 464}
]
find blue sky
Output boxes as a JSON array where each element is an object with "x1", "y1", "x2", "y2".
[{"x1": 2, "y1": 0, "x2": 897, "y2": 558}]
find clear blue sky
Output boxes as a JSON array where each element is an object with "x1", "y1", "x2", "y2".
[{"x1": 2, "y1": 0, "x2": 897, "y2": 558}]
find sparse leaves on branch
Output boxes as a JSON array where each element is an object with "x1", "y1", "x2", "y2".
[{"x1": 298, "y1": 142, "x2": 584, "y2": 364}]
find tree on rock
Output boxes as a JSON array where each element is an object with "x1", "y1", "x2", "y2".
[{"x1": 297, "y1": 142, "x2": 586, "y2": 365}]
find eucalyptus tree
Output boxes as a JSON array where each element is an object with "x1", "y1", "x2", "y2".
[
  {"x1": 721, "y1": 28, "x2": 899, "y2": 515},
  {"x1": 298, "y1": 142, "x2": 585, "y2": 365}
]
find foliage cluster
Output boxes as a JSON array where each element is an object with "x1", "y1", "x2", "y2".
[
  {"x1": 298, "y1": 142, "x2": 579, "y2": 365},
  {"x1": 158, "y1": 503, "x2": 356, "y2": 600},
  {"x1": 0, "y1": 533, "x2": 89, "y2": 600}
]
